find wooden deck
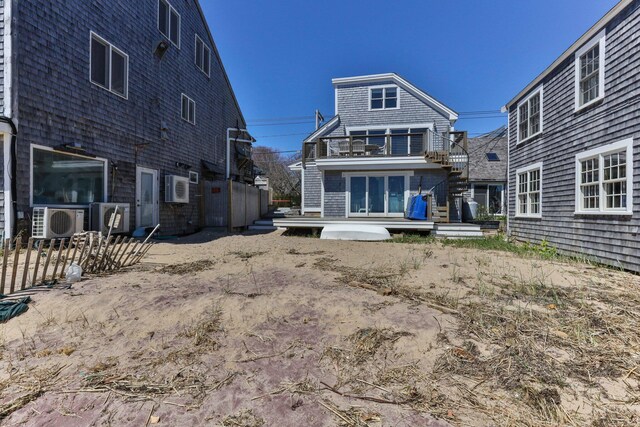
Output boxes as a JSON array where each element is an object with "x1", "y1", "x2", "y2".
[{"x1": 272, "y1": 217, "x2": 436, "y2": 230}]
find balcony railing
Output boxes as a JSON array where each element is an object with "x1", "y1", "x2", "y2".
[{"x1": 303, "y1": 129, "x2": 466, "y2": 164}]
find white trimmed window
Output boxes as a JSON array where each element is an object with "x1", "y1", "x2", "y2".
[
  {"x1": 575, "y1": 139, "x2": 633, "y2": 215},
  {"x1": 90, "y1": 32, "x2": 128, "y2": 98},
  {"x1": 516, "y1": 163, "x2": 543, "y2": 218},
  {"x1": 517, "y1": 86, "x2": 543, "y2": 143},
  {"x1": 181, "y1": 94, "x2": 195, "y2": 124},
  {"x1": 158, "y1": 0, "x2": 180, "y2": 47},
  {"x1": 575, "y1": 30, "x2": 605, "y2": 110},
  {"x1": 195, "y1": 35, "x2": 211, "y2": 76},
  {"x1": 370, "y1": 86, "x2": 398, "y2": 110}
]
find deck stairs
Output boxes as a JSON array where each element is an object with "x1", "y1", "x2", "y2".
[{"x1": 424, "y1": 131, "x2": 469, "y2": 223}]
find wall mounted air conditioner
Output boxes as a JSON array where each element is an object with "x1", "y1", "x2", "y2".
[
  {"x1": 165, "y1": 175, "x2": 189, "y2": 203},
  {"x1": 32, "y1": 207, "x2": 84, "y2": 239},
  {"x1": 90, "y1": 203, "x2": 130, "y2": 235}
]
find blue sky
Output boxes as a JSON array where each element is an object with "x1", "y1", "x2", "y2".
[{"x1": 203, "y1": 0, "x2": 619, "y2": 154}]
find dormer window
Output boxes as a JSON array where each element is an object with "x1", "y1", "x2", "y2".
[{"x1": 370, "y1": 86, "x2": 398, "y2": 110}]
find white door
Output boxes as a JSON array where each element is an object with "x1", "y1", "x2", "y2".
[{"x1": 136, "y1": 166, "x2": 159, "y2": 228}]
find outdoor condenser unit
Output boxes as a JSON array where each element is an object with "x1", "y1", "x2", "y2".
[
  {"x1": 165, "y1": 175, "x2": 190, "y2": 203},
  {"x1": 32, "y1": 207, "x2": 84, "y2": 239},
  {"x1": 90, "y1": 203, "x2": 130, "y2": 235}
]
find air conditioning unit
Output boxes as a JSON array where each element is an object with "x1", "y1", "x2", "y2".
[
  {"x1": 165, "y1": 175, "x2": 189, "y2": 203},
  {"x1": 90, "y1": 203, "x2": 130, "y2": 235},
  {"x1": 32, "y1": 207, "x2": 84, "y2": 239}
]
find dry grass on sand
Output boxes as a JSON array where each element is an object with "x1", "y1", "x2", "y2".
[{"x1": 0, "y1": 229, "x2": 639, "y2": 426}]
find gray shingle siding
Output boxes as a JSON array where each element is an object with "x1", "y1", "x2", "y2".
[
  {"x1": 335, "y1": 81, "x2": 451, "y2": 133},
  {"x1": 10, "y1": 0, "x2": 246, "y2": 236},
  {"x1": 323, "y1": 171, "x2": 345, "y2": 217},
  {"x1": 507, "y1": 0, "x2": 640, "y2": 271},
  {"x1": 0, "y1": 0, "x2": 5, "y2": 115},
  {"x1": 303, "y1": 162, "x2": 321, "y2": 210}
]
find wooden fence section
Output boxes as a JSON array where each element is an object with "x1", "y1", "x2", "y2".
[
  {"x1": 202, "y1": 180, "x2": 269, "y2": 229},
  {"x1": 0, "y1": 232, "x2": 154, "y2": 295}
]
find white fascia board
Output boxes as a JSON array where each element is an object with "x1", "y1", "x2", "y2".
[
  {"x1": 288, "y1": 161, "x2": 302, "y2": 171},
  {"x1": 304, "y1": 116, "x2": 340, "y2": 143},
  {"x1": 332, "y1": 73, "x2": 459, "y2": 121},
  {"x1": 315, "y1": 156, "x2": 439, "y2": 171},
  {"x1": 504, "y1": 0, "x2": 632, "y2": 110}
]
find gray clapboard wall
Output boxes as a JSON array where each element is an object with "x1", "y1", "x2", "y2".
[
  {"x1": 507, "y1": 0, "x2": 640, "y2": 271},
  {"x1": 303, "y1": 163, "x2": 322, "y2": 211}
]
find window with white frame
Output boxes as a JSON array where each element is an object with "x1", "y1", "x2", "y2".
[
  {"x1": 181, "y1": 94, "x2": 196, "y2": 124},
  {"x1": 516, "y1": 163, "x2": 542, "y2": 217},
  {"x1": 195, "y1": 35, "x2": 211, "y2": 76},
  {"x1": 189, "y1": 171, "x2": 199, "y2": 184},
  {"x1": 31, "y1": 146, "x2": 107, "y2": 206},
  {"x1": 575, "y1": 139, "x2": 633, "y2": 214},
  {"x1": 370, "y1": 86, "x2": 398, "y2": 110},
  {"x1": 517, "y1": 87, "x2": 542, "y2": 142},
  {"x1": 158, "y1": 0, "x2": 180, "y2": 47},
  {"x1": 575, "y1": 30, "x2": 605, "y2": 110},
  {"x1": 90, "y1": 32, "x2": 128, "y2": 98}
]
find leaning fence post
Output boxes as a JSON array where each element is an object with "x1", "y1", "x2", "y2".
[
  {"x1": 21, "y1": 238, "x2": 34, "y2": 290},
  {"x1": 51, "y1": 239, "x2": 66, "y2": 280},
  {"x1": 1, "y1": 238, "x2": 10, "y2": 294},
  {"x1": 59, "y1": 235, "x2": 75, "y2": 279},
  {"x1": 41, "y1": 239, "x2": 56, "y2": 284},
  {"x1": 9, "y1": 239, "x2": 21, "y2": 294},
  {"x1": 32, "y1": 240, "x2": 44, "y2": 287}
]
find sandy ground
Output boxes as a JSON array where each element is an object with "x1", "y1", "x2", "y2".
[{"x1": 0, "y1": 229, "x2": 639, "y2": 426}]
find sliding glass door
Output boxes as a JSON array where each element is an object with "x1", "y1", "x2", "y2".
[{"x1": 348, "y1": 174, "x2": 408, "y2": 217}]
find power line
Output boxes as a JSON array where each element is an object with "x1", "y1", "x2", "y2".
[
  {"x1": 254, "y1": 132, "x2": 311, "y2": 138},
  {"x1": 247, "y1": 115, "x2": 315, "y2": 123},
  {"x1": 248, "y1": 120, "x2": 316, "y2": 127}
]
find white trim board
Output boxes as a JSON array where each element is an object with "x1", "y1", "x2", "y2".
[{"x1": 304, "y1": 115, "x2": 340, "y2": 143}]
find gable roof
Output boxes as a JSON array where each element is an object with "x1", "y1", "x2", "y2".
[
  {"x1": 193, "y1": 0, "x2": 247, "y2": 128},
  {"x1": 332, "y1": 73, "x2": 458, "y2": 121},
  {"x1": 467, "y1": 127, "x2": 508, "y2": 182},
  {"x1": 504, "y1": 0, "x2": 633, "y2": 110},
  {"x1": 303, "y1": 115, "x2": 341, "y2": 143}
]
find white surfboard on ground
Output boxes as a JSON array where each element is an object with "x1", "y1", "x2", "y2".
[{"x1": 320, "y1": 224, "x2": 391, "y2": 241}]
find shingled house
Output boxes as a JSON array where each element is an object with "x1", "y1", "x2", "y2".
[
  {"x1": 504, "y1": 0, "x2": 639, "y2": 271},
  {"x1": 0, "y1": 0, "x2": 253, "y2": 239},
  {"x1": 465, "y1": 128, "x2": 508, "y2": 216}
]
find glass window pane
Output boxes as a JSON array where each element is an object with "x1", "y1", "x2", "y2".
[
  {"x1": 32, "y1": 149, "x2": 105, "y2": 205},
  {"x1": 182, "y1": 96, "x2": 188, "y2": 120},
  {"x1": 203, "y1": 47, "x2": 210, "y2": 75},
  {"x1": 369, "y1": 177, "x2": 385, "y2": 214},
  {"x1": 91, "y1": 38, "x2": 109, "y2": 87},
  {"x1": 371, "y1": 89, "x2": 383, "y2": 99},
  {"x1": 350, "y1": 177, "x2": 366, "y2": 214},
  {"x1": 390, "y1": 129, "x2": 408, "y2": 155},
  {"x1": 385, "y1": 87, "x2": 397, "y2": 98},
  {"x1": 388, "y1": 176, "x2": 405, "y2": 213},
  {"x1": 189, "y1": 101, "x2": 195, "y2": 123},
  {"x1": 111, "y1": 50, "x2": 126, "y2": 96},
  {"x1": 158, "y1": 0, "x2": 168, "y2": 36},
  {"x1": 195, "y1": 38, "x2": 203, "y2": 68},
  {"x1": 385, "y1": 98, "x2": 397, "y2": 109},
  {"x1": 170, "y1": 10, "x2": 179, "y2": 45}
]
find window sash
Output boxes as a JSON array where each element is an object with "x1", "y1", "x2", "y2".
[
  {"x1": 90, "y1": 33, "x2": 128, "y2": 98},
  {"x1": 578, "y1": 149, "x2": 628, "y2": 212},
  {"x1": 181, "y1": 94, "x2": 195, "y2": 124},
  {"x1": 159, "y1": 0, "x2": 180, "y2": 47},
  {"x1": 518, "y1": 91, "x2": 542, "y2": 142},
  {"x1": 516, "y1": 168, "x2": 541, "y2": 216},
  {"x1": 370, "y1": 87, "x2": 398, "y2": 110}
]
